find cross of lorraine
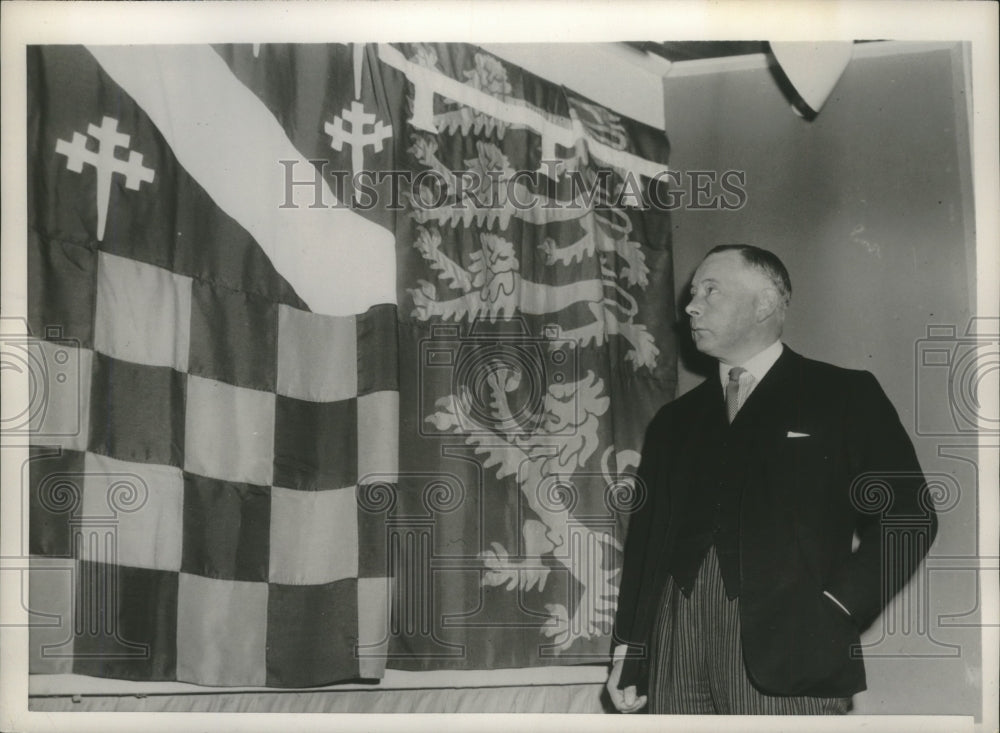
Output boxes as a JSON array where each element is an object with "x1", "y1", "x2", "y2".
[
  {"x1": 324, "y1": 100, "x2": 393, "y2": 174},
  {"x1": 55, "y1": 116, "x2": 155, "y2": 242}
]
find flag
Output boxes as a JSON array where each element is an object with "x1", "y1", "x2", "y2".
[
  {"x1": 27, "y1": 43, "x2": 397, "y2": 687},
  {"x1": 26, "y1": 41, "x2": 675, "y2": 686},
  {"x1": 383, "y1": 43, "x2": 676, "y2": 669}
]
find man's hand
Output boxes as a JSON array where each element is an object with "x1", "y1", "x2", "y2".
[{"x1": 606, "y1": 659, "x2": 648, "y2": 713}]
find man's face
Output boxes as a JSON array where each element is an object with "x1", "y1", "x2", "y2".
[{"x1": 685, "y1": 251, "x2": 765, "y2": 363}]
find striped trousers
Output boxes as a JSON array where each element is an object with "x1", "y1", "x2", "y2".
[{"x1": 648, "y1": 546, "x2": 851, "y2": 715}]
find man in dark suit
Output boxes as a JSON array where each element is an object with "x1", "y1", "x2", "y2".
[{"x1": 606, "y1": 244, "x2": 937, "y2": 714}]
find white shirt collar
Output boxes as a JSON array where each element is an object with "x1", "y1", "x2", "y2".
[{"x1": 719, "y1": 340, "x2": 784, "y2": 391}]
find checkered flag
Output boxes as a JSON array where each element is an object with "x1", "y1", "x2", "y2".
[{"x1": 27, "y1": 44, "x2": 398, "y2": 687}]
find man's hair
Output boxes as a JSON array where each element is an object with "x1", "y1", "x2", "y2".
[{"x1": 706, "y1": 244, "x2": 792, "y2": 307}]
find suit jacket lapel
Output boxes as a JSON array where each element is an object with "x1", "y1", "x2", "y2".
[
  {"x1": 662, "y1": 378, "x2": 726, "y2": 522},
  {"x1": 729, "y1": 346, "x2": 801, "y2": 438}
]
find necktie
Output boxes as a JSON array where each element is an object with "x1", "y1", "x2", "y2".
[{"x1": 726, "y1": 366, "x2": 749, "y2": 423}]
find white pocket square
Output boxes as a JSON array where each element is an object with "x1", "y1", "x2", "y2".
[{"x1": 786, "y1": 431, "x2": 810, "y2": 438}]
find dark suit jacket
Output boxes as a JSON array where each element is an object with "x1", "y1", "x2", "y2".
[{"x1": 613, "y1": 346, "x2": 937, "y2": 698}]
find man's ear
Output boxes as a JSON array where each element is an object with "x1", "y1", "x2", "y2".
[{"x1": 755, "y1": 287, "x2": 780, "y2": 322}]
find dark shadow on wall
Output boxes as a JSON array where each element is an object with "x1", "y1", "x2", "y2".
[{"x1": 764, "y1": 52, "x2": 820, "y2": 121}]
